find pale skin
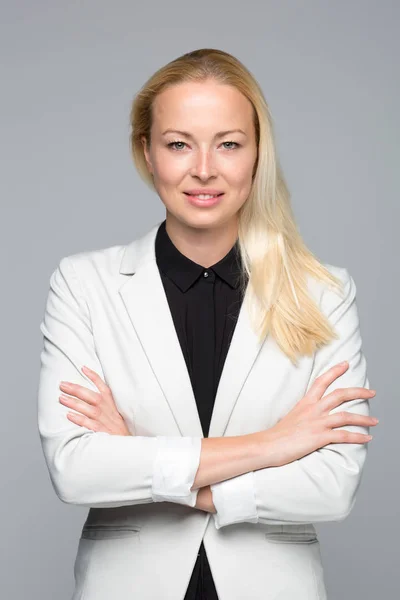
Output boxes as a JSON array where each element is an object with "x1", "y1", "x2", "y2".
[{"x1": 58, "y1": 79, "x2": 379, "y2": 514}]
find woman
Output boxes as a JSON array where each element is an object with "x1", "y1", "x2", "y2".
[{"x1": 38, "y1": 48, "x2": 378, "y2": 600}]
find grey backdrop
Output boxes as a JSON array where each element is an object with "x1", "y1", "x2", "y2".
[{"x1": 1, "y1": 1, "x2": 398, "y2": 598}]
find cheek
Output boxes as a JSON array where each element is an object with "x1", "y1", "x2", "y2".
[
  {"x1": 153, "y1": 153, "x2": 186, "y2": 185},
  {"x1": 220, "y1": 150, "x2": 256, "y2": 186},
  {"x1": 224, "y1": 162, "x2": 254, "y2": 189}
]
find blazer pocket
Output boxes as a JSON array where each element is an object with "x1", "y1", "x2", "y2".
[
  {"x1": 264, "y1": 525, "x2": 318, "y2": 544},
  {"x1": 81, "y1": 523, "x2": 142, "y2": 540}
]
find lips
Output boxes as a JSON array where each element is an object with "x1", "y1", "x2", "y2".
[
  {"x1": 184, "y1": 191, "x2": 224, "y2": 196},
  {"x1": 184, "y1": 192, "x2": 224, "y2": 208}
]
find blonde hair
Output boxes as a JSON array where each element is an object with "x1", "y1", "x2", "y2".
[{"x1": 129, "y1": 48, "x2": 344, "y2": 365}]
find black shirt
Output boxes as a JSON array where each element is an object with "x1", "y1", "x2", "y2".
[{"x1": 155, "y1": 219, "x2": 248, "y2": 599}]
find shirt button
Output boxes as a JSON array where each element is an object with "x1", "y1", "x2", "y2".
[{"x1": 203, "y1": 271, "x2": 209, "y2": 277}]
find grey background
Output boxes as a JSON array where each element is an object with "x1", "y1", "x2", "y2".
[{"x1": 1, "y1": 1, "x2": 398, "y2": 598}]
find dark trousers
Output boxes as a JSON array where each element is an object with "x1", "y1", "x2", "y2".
[{"x1": 183, "y1": 540, "x2": 219, "y2": 599}]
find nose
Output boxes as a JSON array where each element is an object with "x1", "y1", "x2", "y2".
[{"x1": 190, "y1": 147, "x2": 217, "y2": 180}]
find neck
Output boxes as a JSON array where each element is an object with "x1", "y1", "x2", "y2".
[{"x1": 165, "y1": 213, "x2": 239, "y2": 268}]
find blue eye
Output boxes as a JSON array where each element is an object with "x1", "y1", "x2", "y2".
[
  {"x1": 166, "y1": 140, "x2": 240, "y2": 151},
  {"x1": 167, "y1": 141, "x2": 186, "y2": 151},
  {"x1": 222, "y1": 141, "x2": 240, "y2": 150}
]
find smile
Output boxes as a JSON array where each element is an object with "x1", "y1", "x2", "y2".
[{"x1": 184, "y1": 193, "x2": 224, "y2": 207}]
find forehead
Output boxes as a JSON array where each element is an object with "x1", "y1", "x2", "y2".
[{"x1": 151, "y1": 80, "x2": 254, "y2": 130}]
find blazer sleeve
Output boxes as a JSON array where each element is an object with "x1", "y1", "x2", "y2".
[
  {"x1": 210, "y1": 268, "x2": 371, "y2": 529},
  {"x1": 37, "y1": 256, "x2": 202, "y2": 508}
]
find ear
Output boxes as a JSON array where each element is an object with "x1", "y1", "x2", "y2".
[{"x1": 141, "y1": 136, "x2": 153, "y2": 175}]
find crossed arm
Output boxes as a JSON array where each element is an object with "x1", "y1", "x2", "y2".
[
  {"x1": 38, "y1": 256, "x2": 371, "y2": 529},
  {"x1": 61, "y1": 370, "x2": 220, "y2": 515},
  {"x1": 57, "y1": 358, "x2": 268, "y2": 517}
]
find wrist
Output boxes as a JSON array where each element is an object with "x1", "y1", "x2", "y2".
[
  {"x1": 247, "y1": 430, "x2": 274, "y2": 470},
  {"x1": 195, "y1": 485, "x2": 216, "y2": 513}
]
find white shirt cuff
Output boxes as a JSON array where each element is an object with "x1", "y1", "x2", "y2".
[
  {"x1": 151, "y1": 436, "x2": 202, "y2": 507},
  {"x1": 211, "y1": 471, "x2": 259, "y2": 529}
]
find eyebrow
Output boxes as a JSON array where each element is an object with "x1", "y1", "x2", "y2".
[{"x1": 161, "y1": 129, "x2": 247, "y2": 138}]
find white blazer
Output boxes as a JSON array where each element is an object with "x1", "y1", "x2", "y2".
[{"x1": 37, "y1": 220, "x2": 371, "y2": 600}]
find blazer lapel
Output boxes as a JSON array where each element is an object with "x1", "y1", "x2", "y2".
[
  {"x1": 118, "y1": 221, "x2": 265, "y2": 439},
  {"x1": 208, "y1": 296, "x2": 264, "y2": 438}
]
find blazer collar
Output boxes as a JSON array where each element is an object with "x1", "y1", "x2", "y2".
[{"x1": 119, "y1": 221, "x2": 161, "y2": 275}]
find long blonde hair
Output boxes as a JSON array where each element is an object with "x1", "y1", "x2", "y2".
[{"x1": 129, "y1": 48, "x2": 344, "y2": 365}]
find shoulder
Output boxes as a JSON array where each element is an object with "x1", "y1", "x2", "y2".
[
  {"x1": 322, "y1": 262, "x2": 354, "y2": 296},
  {"x1": 307, "y1": 262, "x2": 356, "y2": 318},
  {"x1": 48, "y1": 241, "x2": 132, "y2": 298},
  {"x1": 60, "y1": 243, "x2": 127, "y2": 275}
]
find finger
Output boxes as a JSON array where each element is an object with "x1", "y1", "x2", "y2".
[
  {"x1": 324, "y1": 411, "x2": 379, "y2": 429},
  {"x1": 59, "y1": 382, "x2": 100, "y2": 406},
  {"x1": 328, "y1": 429, "x2": 373, "y2": 445},
  {"x1": 322, "y1": 387, "x2": 376, "y2": 412},
  {"x1": 66, "y1": 410, "x2": 103, "y2": 432},
  {"x1": 81, "y1": 366, "x2": 110, "y2": 395},
  {"x1": 307, "y1": 361, "x2": 349, "y2": 400},
  {"x1": 59, "y1": 393, "x2": 101, "y2": 420}
]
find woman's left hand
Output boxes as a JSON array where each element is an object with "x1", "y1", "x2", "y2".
[{"x1": 59, "y1": 365, "x2": 132, "y2": 436}]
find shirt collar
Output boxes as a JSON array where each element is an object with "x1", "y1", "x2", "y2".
[{"x1": 155, "y1": 219, "x2": 242, "y2": 292}]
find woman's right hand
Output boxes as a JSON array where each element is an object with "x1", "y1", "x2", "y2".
[{"x1": 261, "y1": 361, "x2": 378, "y2": 468}]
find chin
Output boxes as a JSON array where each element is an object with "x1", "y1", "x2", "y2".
[{"x1": 178, "y1": 210, "x2": 238, "y2": 232}]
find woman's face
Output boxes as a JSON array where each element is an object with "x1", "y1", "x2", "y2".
[{"x1": 142, "y1": 79, "x2": 258, "y2": 231}]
